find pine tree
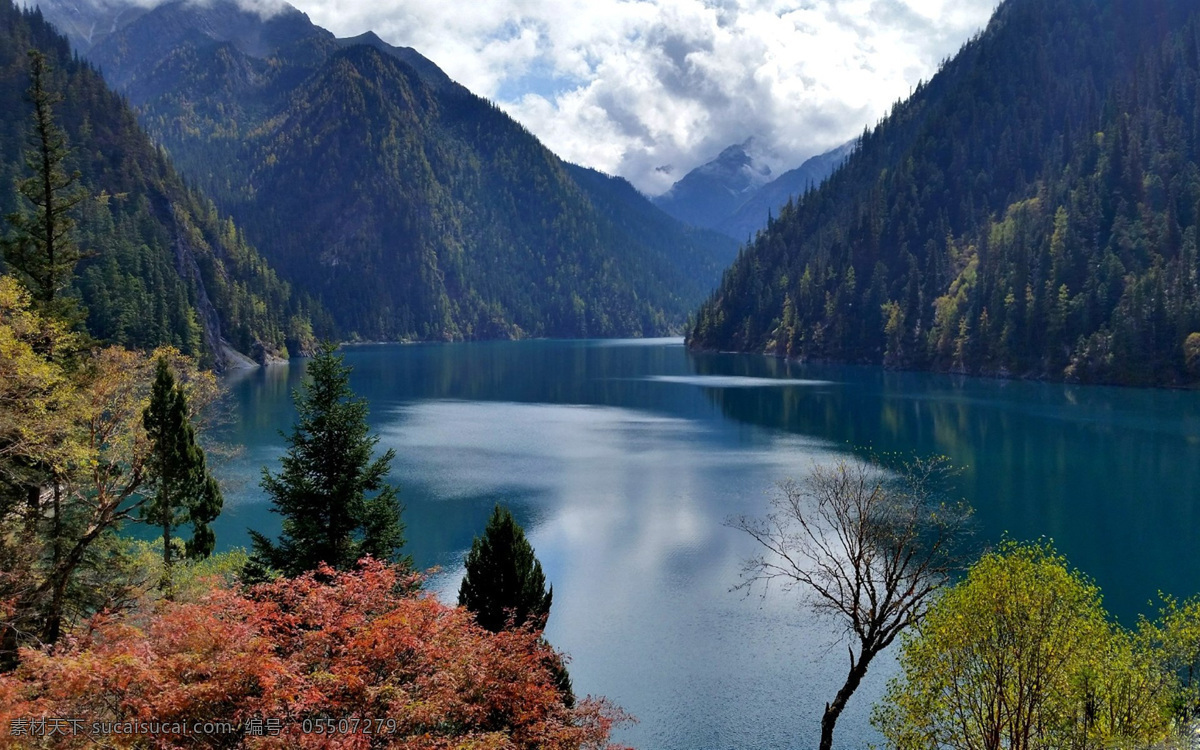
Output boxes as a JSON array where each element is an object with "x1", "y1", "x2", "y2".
[
  {"x1": 247, "y1": 343, "x2": 406, "y2": 579},
  {"x1": 458, "y1": 505, "x2": 572, "y2": 705},
  {"x1": 2, "y1": 50, "x2": 91, "y2": 327},
  {"x1": 142, "y1": 356, "x2": 223, "y2": 591},
  {"x1": 1, "y1": 50, "x2": 92, "y2": 624},
  {"x1": 458, "y1": 505, "x2": 553, "y2": 633}
]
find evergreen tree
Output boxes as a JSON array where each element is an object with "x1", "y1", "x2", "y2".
[
  {"x1": 186, "y1": 474, "x2": 222, "y2": 560},
  {"x1": 141, "y1": 356, "x2": 223, "y2": 591},
  {"x1": 458, "y1": 505, "x2": 553, "y2": 633},
  {"x1": 0, "y1": 48, "x2": 93, "y2": 641},
  {"x1": 247, "y1": 343, "x2": 405, "y2": 578},
  {"x1": 458, "y1": 504, "x2": 572, "y2": 705},
  {"x1": 2, "y1": 50, "x2": 90, "y2": 327}
]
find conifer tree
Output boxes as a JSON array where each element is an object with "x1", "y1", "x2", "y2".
[
  {"x1": 458, "y1": 505, "x2": 572, "y2": 705},
  {"x1": 2, "y1": 50, "x2": 91, "y2": 327},
  {"x1": 1, "y1": 50, "x2": 92, "y2": 624},
  {"x1": 247, "y1": 343, "x2": 406, "y2": 579},
  {"x1": 186, "y1": 474, "x2": 222, "y2": 560},
  {"x1": 142, "y1": 357, "x2": 223, "y2": 590},
  {"x1": 458, "y1": 505, "x2": 553, "y2": 632}
]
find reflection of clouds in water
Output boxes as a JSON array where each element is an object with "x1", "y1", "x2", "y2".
[
  {"x1": 591, "y1": 336, "x2": 685, "y2": 347},
  {"x1": 379, "y1": 397, "x2": 830, "y2": 595},
  {"x1": 378, "y1": 399, "x2": 889, "y2": 749},
  {"x1": 380, "y1": 399, "x2": 831, "y2": 510},
  {"x1": 382, "y1": 401, "x2": 700, "y2": 502},
  {"x1": 645, "y1": 375, "x2": 835, "y2": 388}
]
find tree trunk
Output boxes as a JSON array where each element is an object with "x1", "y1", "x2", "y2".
[
  {"x1": 51, "y1": 482, "x2": 62, "y2": 571},
  {"x1": 23, "y1": 483, "x2": 40, "y2": 538},
  {"x1": 160, "y1": 483, "x2": 175, "y2": 597},
  {"x1": 0, "y1": 625, "x2": 17, "y2": 672},
  {"x1": 41, "y1": 481, "x2": 65, "y2": 646},
  {"x1": 819, "y1": 648, "x2": 874, "y2": 750},
  {"x1": 163, "y1": 522, "x2": 171, "y2": 568},
  {"x1": 41, "y1": 575, "x2": 66, "y2": 646}
]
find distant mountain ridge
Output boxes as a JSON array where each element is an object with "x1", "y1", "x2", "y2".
[
  {"x1": 715, "y1": 141, "x2": 856, "y2": 241},
  {"x1": 653, "y1": 138, "x2": 854, "y2": 241},
  {"x1": 651, "y1": 139, "x2": 776, "y2": 230},
  {"x1": 38, "y1": 0, "x2": 737, "y2": 341},
  {"x1": 26, "y1": 0, "x2": 148, "y2": 53},
  {"x1": 334, "y1": 30, "x2": 454, "y2": 90}
]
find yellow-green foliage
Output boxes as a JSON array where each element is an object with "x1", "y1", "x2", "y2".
[
  {"x1": 1143, "y1": 594, "x2": 1200, "y2": 722},
  {"x1": 120, "y1": 540, "x2": 251, "y2": 604},
  {"x1": 0, "y1": 276, "x2": 84, "y2": 477},
  {"x1": 0, "y1": 273, "x2": 227, "y2": 652},
  {"x1": 874, "y1": 541, "x2": 1177, "y2": 750},
  {"x1": 1185, "y1": 333, "x2": 1200, "y2": 380}
]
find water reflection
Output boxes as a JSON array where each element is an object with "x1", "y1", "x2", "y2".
[
  {"x1": 643, "y1": 375, "x2": 834, "y2": 387},
  {"x1": 211, "y1": 339, "x2": 1200, "y2": 749},
  {"x1": 687, "y1": 352, "x2": 1200, "y2": 621}
]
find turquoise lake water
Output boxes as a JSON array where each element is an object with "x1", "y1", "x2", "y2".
[{"x1": 210, "y1": 338, "x2": 1200, "y2": 749}]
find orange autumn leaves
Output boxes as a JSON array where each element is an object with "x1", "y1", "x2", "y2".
[{"x1": 0, "y1": 561, "x2": 628, "y2": 749}]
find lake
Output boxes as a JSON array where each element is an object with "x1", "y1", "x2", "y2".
[{"x1": 211, "y1": 338, "x2": 1200, "y2": 749}]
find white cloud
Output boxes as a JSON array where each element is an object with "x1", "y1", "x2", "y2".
[{"x1": 287, "y1": 0, "x2": 997, "y2": 194}]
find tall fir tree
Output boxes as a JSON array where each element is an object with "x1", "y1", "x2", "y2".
[
  {"x1": 2, "y1": 50, "x2": 91, "y2": 328},
  {"x1": 1, "y1": 49, "x2": 93, "y2": 643},
  {"x1": 247, "y1": 343, "x2": 406, "y2": 579},
  {"x1": 141, "y1": 356, "x2": 223, "y2": 592}
]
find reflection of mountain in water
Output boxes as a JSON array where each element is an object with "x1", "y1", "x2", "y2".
[
  {"x1": 220, "y1": 340, "x2": 1200, "y2": 629},
  {"x1": 215, "y1": 340, "x2": 1200, "y2": 749},
  {"x1": 685, "y1": 350, "x2": 1200, "y2": 623}
]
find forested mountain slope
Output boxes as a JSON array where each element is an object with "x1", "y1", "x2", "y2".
[
  {"x1": 50, "y1": 0, "x2": 736, "y2": 341},
  {"x1": 0, "y1": 1, "x2": 319, "y2": 368},
  {"x1": 689, "y1": 0, "x2": 1200, "y2": 386}
]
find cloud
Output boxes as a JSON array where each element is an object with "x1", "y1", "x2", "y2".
[
  {"x1": 35, "y1": 0, "x2": 294, "y2": 19},
  {"x1": 272, "y1": 0, "x2": 1000, "y2": 193}
]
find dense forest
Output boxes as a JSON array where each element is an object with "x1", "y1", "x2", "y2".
[
  {"x1": 57, "y1": 0, "x2": 736, "y2": 342},
  {"x1": 689, "y1": 0, "x2": 1200, "y2": 387},
  {"x1": 0, "y1": 1, "x2": 320, "y2": 368}
]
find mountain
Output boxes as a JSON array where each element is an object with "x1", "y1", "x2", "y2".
[
  {"x1": 1, "y1": 0, "x2": 319, "y2": 369},
  {"x1": 689, "y1": 0, "x2": 1200, "y2": 387},
  {"x1": 334, "y1": 31, "x2": 454, "y2": 91},
  {"x1": 715, "y1": 141, "x2": 856, "y2": 242},
  {"x1": 563, "y1": 162, "x2": 739, "y2": 286},
  {"x1": 651, "y1": 139, "x2": 776, "y2": 231},
  {"x1": 26, "y1": 0, "x2": 147, "y2": 53},
  {"x1": 651, "y1": 138, "x2": 855, "y2": 241},
  {"x1": 41, "y1": 0, "x2": 737, "y2": 341}
]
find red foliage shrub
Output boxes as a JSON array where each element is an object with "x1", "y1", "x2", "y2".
[{"x1": 0, "y1": 561, "x2": 628, "y2": 749}]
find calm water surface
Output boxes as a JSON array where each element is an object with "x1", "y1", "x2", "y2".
[{"x1": 212, "y1": 338, "x2": 1200, "y2": 749}]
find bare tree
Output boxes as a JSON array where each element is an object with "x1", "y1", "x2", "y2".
[{"x1": 730, "y1": 455, "x2": 972, "y2": 750}]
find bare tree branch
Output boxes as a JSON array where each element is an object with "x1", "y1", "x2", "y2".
[{"x1": 728, "y1": 455, "x2": 973, "y2": 750}]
